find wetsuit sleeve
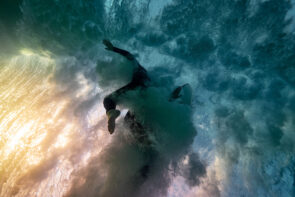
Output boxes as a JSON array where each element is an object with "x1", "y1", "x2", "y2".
[{"x1": 113, "y1": 47, "x2": 135, "y2": 61}]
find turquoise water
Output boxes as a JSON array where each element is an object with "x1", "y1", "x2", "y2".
[{"x1": 0, "y1": 0, "x2": 295, "y2": 196}]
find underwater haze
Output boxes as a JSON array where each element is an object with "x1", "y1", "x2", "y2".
[{"x1": 0, "y1": 0, "x2": 295, "y2": 196}]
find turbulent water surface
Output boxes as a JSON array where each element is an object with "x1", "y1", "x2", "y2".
[{"x1": 0, "y1": 0, "x2": 295, "y2": 197}]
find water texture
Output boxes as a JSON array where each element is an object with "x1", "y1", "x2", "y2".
[{"x1": 0, "y1": 0, "x2": 294, "y2": 196}]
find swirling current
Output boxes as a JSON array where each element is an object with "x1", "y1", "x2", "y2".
[{"x1": 0, "y1": 0, "x2": 295, "y2": 197}]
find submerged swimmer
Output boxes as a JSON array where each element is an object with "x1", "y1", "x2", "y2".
[
  {"x1": 102, "y1": 40, "x2": 194, "y2": 181},
  {"x1": 102, "y1": 39, "x2": 150, "y2": 134},
  {"x1": 102, "y1": 39, "x2": 192, "y2": 134}
]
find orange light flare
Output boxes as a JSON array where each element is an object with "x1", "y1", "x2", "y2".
[{"x1": 0, "y1": 52, "x2": 109, "y2": 197}]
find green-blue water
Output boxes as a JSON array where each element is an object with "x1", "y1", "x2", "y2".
[{"x1": 0, "y1": 0, "x2": 295, "y2": 196}]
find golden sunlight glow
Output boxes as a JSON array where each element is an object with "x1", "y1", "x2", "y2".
[
  {"x1": 20, "y1": 48, "x2": 52, "y2": 59},
  {"x1": 20, "y1": 48, "x2": 35, "y2": 56},
  {"x1": 0, "y1": 54, "x2": 66, "y2": 196},
  {"x1": 54, "y1": 123, "x2": 74, "y2": 148},
  {"x1": 0, "y1": 53, "x2": 108, "y2": 197}
]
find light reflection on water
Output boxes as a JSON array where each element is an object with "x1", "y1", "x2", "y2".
[{"x1": 0, "y1": 53, "x2": 109, "y2": 197}]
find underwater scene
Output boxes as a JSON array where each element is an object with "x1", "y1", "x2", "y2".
[{"x1": 0, "y1": 0, "x2": 295, "y2": 196}]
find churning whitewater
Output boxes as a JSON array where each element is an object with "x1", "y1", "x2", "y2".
[{"x1": 0, "y1": 0, "x2": 295, "y2": 197}]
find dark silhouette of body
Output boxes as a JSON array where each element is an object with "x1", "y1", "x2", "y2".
[
  {"x1": 102, "y1": 40, "x2": 192, "y2": 134},
  {"x1": 102, "y1": 39, "x2": 150, "y2": 134}
]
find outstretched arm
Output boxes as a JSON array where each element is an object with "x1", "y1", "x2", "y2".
[{"x1": 103, "y1": 39, "x2": 135, "y2": 61}]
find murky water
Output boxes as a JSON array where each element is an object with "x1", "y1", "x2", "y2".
[{"x1": 1, "y1": 0, "x2": 295, "y2": 196}]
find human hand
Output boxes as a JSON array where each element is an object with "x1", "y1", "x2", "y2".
[{"x1": 103, "y1": 39, "x2": 114, "y2": 51}]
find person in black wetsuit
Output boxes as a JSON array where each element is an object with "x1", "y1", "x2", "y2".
[
  {"x1": 102, "y1": 40, "x2": 194, "y2": 181},
  {"x1": 102, "y1": 39, "x2": 151, "y2": 134},
  {"x1": 102, "y1": 39, "x2": 192, "y2": 135}
]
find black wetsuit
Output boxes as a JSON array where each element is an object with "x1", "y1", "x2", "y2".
[
  {"x1": 103, "y1": 47, "x2": 150, "y2": 112},
  {"x1": 102, "y1": 45, "x2": 155, "y2": 176}
]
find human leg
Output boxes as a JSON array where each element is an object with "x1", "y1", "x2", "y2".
[
  {"x1": 103, "y1": 96, "x2": 120, "y2": 134},
  {"x1": 102, "y1": 75, "x2": 148, "y2": 134}
]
